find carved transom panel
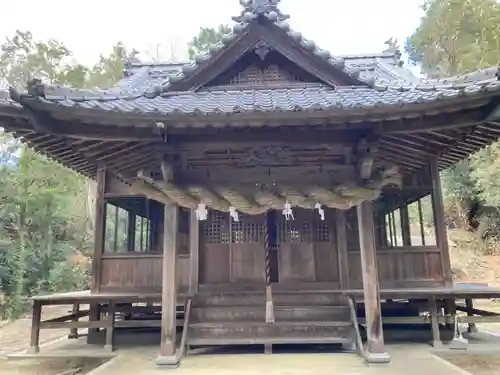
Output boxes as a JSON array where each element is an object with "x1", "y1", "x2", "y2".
[
  {"x1": 228, "y1": 64, "x2": 309, "y2": 85},
  {"x1": 241, "y1": 146, "x2": 295, "y2": 167}
]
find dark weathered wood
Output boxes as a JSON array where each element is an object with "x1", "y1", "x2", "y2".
[
  {"x1": 159, "y1": 202, "x2": 178, "y2": 357},
  {"x1": 429, "y1": 297, "x2": 443, "y2": 347},
  {"x1": 356, "y1": 201, "x2": 389, "y2": 362},
  {"x1": 189, "y1": 209, "x2": 200, "y2": 296},
  {"x1": 177, "y1": 165, "x2": 356, "y2": 185},
  {"x1": 99, "y1": 254, "x2": 189, "y2": 294},
  {"x1": 400, "y1": 205, "x2": 411, "y2": 246},
  {"x1": 68, "y1": 303, "x2": 80, "y2": 339},
  {"x1": 28, "y1": 301, "x2": 42, "y2": 354},
  {"x1": 335, "y1": 209, "x2": 350, "y2": 288},
  {"x1": 91, "y1": 166, "x2": 106, "y2": 293},
  {"x1": 105, "y1": 302, "x2": 116, "y2": 352},
  {"x1": 430, "y1": 159, "x2": 453, "y2": 287}
]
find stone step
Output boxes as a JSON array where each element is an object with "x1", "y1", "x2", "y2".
[
  {"x1": 191, "y1": 305, "x2": 350, "y2": 323},
  {"x1": 194, "y1": 292, "x2": 344, "y2": 307},
  {"x1": 188, "y1": 321, "x2": 354, "y2": 346}
]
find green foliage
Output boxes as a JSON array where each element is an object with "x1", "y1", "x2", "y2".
[
  {"x1": 407, "y1": 0, "x2": 500, "y2": 77},
  {"x1": 407, "y1": 0, "x2": 500, "y2": 251},
  {"x1": 0, "y1": 31, "x2": 132, "y2": 319},
  {"x1": 187, "y1": 25, "x2": 231, "y2": 59}
]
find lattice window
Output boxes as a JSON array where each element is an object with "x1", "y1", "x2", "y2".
[
  {"x1": 231, "y1": 214, "x2": 265, "y2": 243},
  {"x1": 202, "y1": 210, "x2": 229, "y2": 244},
  {"x1": 278, "y1": 218, "x2": 312, "y2": 243},
  {"x1": 228, "y1": 64, "x2": 306, "y2": 85},
  {"x1": 313, "y1": 221, "x2": 331, "y2": 243}
]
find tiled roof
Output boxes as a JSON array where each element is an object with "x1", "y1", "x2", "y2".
[
  {"x1": 29, "y1": 80, "x2": 500, "y2": 117},
  {"x1": 1, "y1": 0, "x2": 500, "y2": 117},
  {"x1": 0, "y1": 81, "x2": 22, "y2": 110}
]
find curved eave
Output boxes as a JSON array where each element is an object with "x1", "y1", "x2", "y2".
[{"x1": 13, "y1": 82, "x2": 500, "y2": 129}]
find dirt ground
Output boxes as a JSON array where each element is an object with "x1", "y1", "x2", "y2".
[
  {"x1": 439, "y1": 354, "x2": 500, "y2": 375},
  {"x1": 0, "y1": 305, "x2": 101, "y2": 375},
  {"x1": 0, "y1": 305, "x2": 73, "y2": 357},
  {"x1": 0, "y1": 358, "x2": 106, "y2": 375}
]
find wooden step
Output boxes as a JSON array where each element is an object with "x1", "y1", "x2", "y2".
[
  {"x1": 188, "y1": 321, "x2": 354, "y2": 346},
  {"x1": 194, "y1": 292, "x2": 345, "y2": 307},
  {"x1": 191, "y1": 305, "x2": 350, "y2": 323}
]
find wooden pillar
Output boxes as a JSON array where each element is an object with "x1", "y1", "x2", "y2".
[
  {"x1": 28, "y1": 301, "x2": 42, "y2": 354},
  {"x1": 68, "y1": 303, "x2": 79, "y2": 339},
  {"x1": 429, "y1": 159, "x2": 453, "y2": 287},
  {"x1": 91, "y1": 166, "x2": 106, "y2": 293},
  {"x1": 400, "y1": 205, "x2": 411, "y2": 246},
  {"x1": 335, "y1": 209, "x2": 350, "y2": 288},
  {"x1": 126, "y1": 211, "x2": 136, "y2": 252},
  {"x1": 88, "y1": 167, "x2": 106, "y2": 343},
  {"x1": 156, "y1": 202, "x2": 179, "y2": 367},
  {"x1": 357, "y1": 201, "x2": 390, "y2": 363},
  {"x1": 189, "y1": 209, "x2": 200, "y2": 296}
]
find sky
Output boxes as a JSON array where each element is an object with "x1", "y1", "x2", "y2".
[{"x1": 0, "y1": 0, "x2": 425, "y2": 66}]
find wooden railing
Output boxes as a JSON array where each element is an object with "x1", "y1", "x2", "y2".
[
  {"x1": 179, "y1": 297, "x2": 192, "y2": 360},
  {"x1": 347, "y1": 296, "x2": 367, "y2": 359}
]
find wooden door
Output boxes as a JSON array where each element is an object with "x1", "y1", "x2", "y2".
[
  {"x1": 278, "y1": 209, "x2": 316, "y2": 282},
  {"x1": 277, "y1": 208, "x2": 340, "y2": 284},
  {"x1": 199, "y1": 210, "x2": 231, "y2": 284},
  {"x1": 230, "y1": 213, "x2": 266, "y2": 284}
]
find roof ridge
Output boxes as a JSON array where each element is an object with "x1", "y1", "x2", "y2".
[{"x1": 137, "y1": 3, "x2": 376, "y2": 97}]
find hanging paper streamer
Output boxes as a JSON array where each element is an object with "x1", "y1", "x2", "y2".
[
  {"x1": 229, "y1": 206, "x2": 239, "y2": 222},
  {"x1": 195, "y1": 203, "x2": 208, "y2": 221},
  {"x1": 283, "y1": 200, "x2": 294, "y2": 220},
  {"x1": 315, "y1": 202, "x2": 325, "y2": 221}
]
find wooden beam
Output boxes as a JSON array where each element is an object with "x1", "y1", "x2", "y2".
[
  {"x1": 356, "y1": 201, "x2": 390, "y2": 363},
  {"x1": 177, "y1": 165, "x2": 357, "y2": 186},
  {"x1": 429, "y1": 159, "x2": 453, "y2": 287},
  {"x1": 157, "y1": 202, "x2": 179, "y2": 367},
  {"x1": 356, "y1": 138, "x2": 377, "y2": 179},
  {"x1": 381, "y1": 108, "x2": 487, "y2": 134},
  {"x1": 335, "y1": 209, "x2": 350, "y2": 288},
  {"x1": 189, "y1": 209, "x2": 200, "y2": 296},
  {"x1": 91, "y1": 166, "x2": 107, "y2": 293}
]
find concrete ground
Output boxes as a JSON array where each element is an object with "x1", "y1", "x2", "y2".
[
  {"x1": 95, "y1": 344, "x2": 467, "y2": 375},
  {"x1": 12, "y1": 338, "x2": 479, "y2": 375},
  {"x1": 11, "y1": 325, "x2": 500, "y2": 375}
]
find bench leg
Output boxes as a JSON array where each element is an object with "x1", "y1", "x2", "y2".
[
  {"x1": 68, "y1": 303, "x2": 79, "y2": 339},
  {"x1": 104, "y1": 302, "x2": 115, "y2": 352},
  {"x1": 87, "y1": 303, "x2": 100, "y2": 344},
  {"x1": 465, "y1": 298, "x2": 478, "y2": 333},
  {"x1": 429, "y1": 298, "x2": 443, "y2": 348},
  {"x1": 28, "y1": 301, "x2": 42, "y2": 354}
]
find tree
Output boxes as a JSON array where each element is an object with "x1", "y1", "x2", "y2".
[
  {"x1": 0, "y1": 30, "x2": 90, "y2": 87},
  {"x1": 406, "y1": 0, "x2": 500, "y2": 77},
  {"x1": 187, "y1": 25, "x2": 231, "y2": 59},
  {"x1": 0, "y1": 31, "x2": 134, "y2": 318},
  {"x1": 88, "y1": 42, "x2": 139, "y2": 88}
]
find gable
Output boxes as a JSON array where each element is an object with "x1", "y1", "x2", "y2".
[
  {"x1": 205, "y1": 49, "x2": 324, "y2": 87},
  {"x1": 166, "y1": 13, "x2": 367, "y2": 92}
]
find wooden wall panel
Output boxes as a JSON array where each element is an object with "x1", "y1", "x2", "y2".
[
  {"x1": 99, "y1": 254, "x2": 190, "y2": 293},
  {"x1": 231, "y1": 244, "x2": 266, "y2": 283},
  {"x1": 279, "y1": 243, "x2": 316, "y2": 282},
  {"x1": 348, "y1": 248, "x2": 445, "y2": 288},
  {"x1": 199, "y1": 244, "x2": 230, "y2": 284},
  {"x1": 314, "y1": 242, "x2": 339, "y2": 282}
]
